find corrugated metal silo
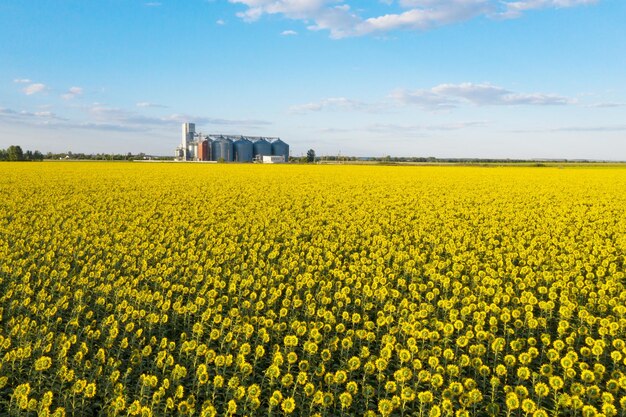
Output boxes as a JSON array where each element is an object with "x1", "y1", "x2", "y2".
[
  {"x1": 198, "y1": 140, "x2": 209, "y2": 161},
  {"x1": 253, "y1": 138, "x2": 272, "y2": 159},
  {"x1": 211, "y1": 136, "x2": 233, "y2": 162},
  {"x1": 233, "y1": 137, "x2": 254, "y2": 162},
  {"x1": 205, "y1": 137, "x2": 213, "y2": 161},
  {"x1": 271, "y1": 138, "x2": 289, "y2": 163}
]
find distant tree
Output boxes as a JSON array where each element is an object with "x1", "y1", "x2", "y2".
[
  {"x1": 306, "y1": 149, "x2": 316, "y2": 163},
  {"x1": 7, "y1": 145, "x2": 24, "y2": 161},
  {"x1": 33, "y1": 150, "x2": 44, "y2": 161}
]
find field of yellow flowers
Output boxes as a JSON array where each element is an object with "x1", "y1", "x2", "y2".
[{"x1": 1, "y1": 162, "x2": 626, "y2": 417}]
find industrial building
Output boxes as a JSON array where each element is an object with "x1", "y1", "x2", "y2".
[{"x1": 175, "y1": 122, "x2": 289, "y2": 163}]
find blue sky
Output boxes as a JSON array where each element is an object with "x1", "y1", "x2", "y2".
[{"x1": 1, "y1": 0, "x2": 625, "y2": 159}]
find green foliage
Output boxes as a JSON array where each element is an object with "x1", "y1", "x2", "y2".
[{"x1": 0, "y1": 145, "x2": 43, "y2": 161}]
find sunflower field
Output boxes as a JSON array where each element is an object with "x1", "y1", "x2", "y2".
[{"x1": 1, "y1": 162, "x2": 626, "y2": 417}]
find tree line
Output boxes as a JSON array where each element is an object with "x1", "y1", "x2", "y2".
[
  {"x1": 0, "y1": 145, "x2": 44, "y2": 161},
  {"x1": 0, "y1": 147, "x2": 176, "y2": 161},
  {"x1": 43, "y1": 151, "x2": 157, "y2": 161}
]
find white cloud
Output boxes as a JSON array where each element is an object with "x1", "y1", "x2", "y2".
[
  {"x1": 392, "y1": 82, "x2": 573, "y2": 109},
  {"x1": 229, "y1": 0, "x2": 361, "y2": 38},
  {"x1": 229, "y1": 0, "x2": 598, "y2": 38},
  {"x1": 354, "y1": 0, "x2": 492, "y2": 35},
  {"x1": 550, "y1": 125, "x2": 626, "y2": 133},
  {"x1": 281, "y1": 30, "x2": 298, "y2": 35},
  {"x1": 136, "y1": 101, "x2": 168, "y2": 108},
  {"x1": 368, "y1": 121, "x2": 487, "y2": 133},
  {"x1": 61, "y1": 86, "x2": 84, "y2": 100},
  {"x1": 292, "y1": 82, "x2": 573, "y2": 114},
  {"x1": 167, "y1": 114, "x2": 272, "y2": 127},
  {"x1": 2, "y1": 103, "x2": 271, "y2": 135},
  {"x1": 499, "y1": 0, "x2": 598, "y2": 19},
  {"x1": 588, "y1": 102, "x2": 625, "y2": 108},
  {"x1": 389, "y1": 88, "x2": 457, "y2": 110},
  {"x1": 23, "y1": 83, "x2": 47, "y2": 95},
  {"x1": 290, "y1": 97, "x2": 374, "y2": 113},
  {"x1": 88, "y1": 105, "x2": 271, "y2": 129},
  {"x1": 0, "y1": 106, "x2": 66, "y2": 121},
  {"x1": 14, "y1": 78, "x2": 32, "y2": 84},
  {"x1": 144, "y1": 2, "x2": 162, "y2": 7},
  {"x1": 216, "y1": 19, "x2": 226, "y2": 25},
  {"x1": 512, "y1": 124, "x2": 626, "y2": 133}
]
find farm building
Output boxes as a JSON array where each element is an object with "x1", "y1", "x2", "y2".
[{"x1": 175, "y1": 123, "x2": 289, "y2": 163}]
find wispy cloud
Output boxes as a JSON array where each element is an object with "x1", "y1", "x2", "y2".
[
  {"x1": 313, "y1": 120, "x2": 488, "y2": 138},
  {"x1": 23, "y1": 83, "x2": 48, "y2": 95},
  {"x1": 0, "y1": 106, "x2": 66, "y2": 121},
  {"x1": 88, "y1": 105, "x2": 271, "y2": 129},
  {"x1": 0, "y1": 107, "x2": 18, "y2": 116},
  {"x1": 228, "y1": 0, "x2": 598, "y2": 38},
  {"x1": 144, "y1": 2, "x2": 162, "y2": 7},
  {"x1": 61, "y1": 86, "x2": 84, "y2": 100},
  {"x1": 354, "y1": 1, "x2": 492, "y2": 36},
  {"x1": 587, "y1": 102, "x2": 625, "y2": 108},
  {"x1": 510, "y1": 124, "x2": 626, "y2": 134},
  {"x1": 0, "y1": 106, "x2": 147, "y2": 132},
  {"x1": 281, "y1": 30, "x2": 298, "y2": 36},
  {"x1": 368, "y1": 121, "x2": 488, "y2": 133},
  {"x1": 391, "y1": 83, "x2": 573, "y2": 109},
  {"x1": 499, "y1": 0, "x2": 599, "y2": 19},
  {"x1": 291, "y1": 82, "x2": 573, "y2": 114},
  {"x1": 2, "y1": 104, "x2": 270, "y2": 133},
  {"x1": 169, "y1": 114, "x2": 272, "y2": 127},
  {"x1": 64, "y1": 123, "x2": 148, "y2": 132},
  {"x1": 550, "y1": 125, "x2": 626, "y2": 133},
  {"x1": 136, "y1": 101, "x2": 168, "y2": 108},
  {"x1": 13, "y1": 78, "x2": 32, "y2": 84},
  {"x1": 289, "y1": 97, "x2": 373, "y2": 113},
  {"x1": 216, "y1": 19, "x2": 226, "y2": 25}
]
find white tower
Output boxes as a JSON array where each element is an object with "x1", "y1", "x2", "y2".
[{"x1": 181, "y1": 123, "x2": 196, "y2": 161}]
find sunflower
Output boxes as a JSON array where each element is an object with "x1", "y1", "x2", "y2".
[{"x1": 378, "y1": 399, "x2": 394, "y2": 417}]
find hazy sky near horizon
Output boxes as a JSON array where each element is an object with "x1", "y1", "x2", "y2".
[{"x1": 1, "y1": 0, "x2": 625, "y2": 159}]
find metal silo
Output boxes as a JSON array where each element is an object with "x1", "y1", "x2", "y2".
[
  {"x1": 253, "y1": 138, "x2": 272, "y2": 159},
  {"x1": 211, "y1": 136, "x2": 233, "y2": 162},
  {"x1": 233, "y1": 137, "x2": 253, "y2": 162},
  {"x1": 198, "y1": 139, "x2": 210, "y2": 161},
  {"x1": 205, "y1": 136, "x2": 213, "y2": 161},
  {"x1": 271, "y1": 138, "x2": 289, "y2": 163}
]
